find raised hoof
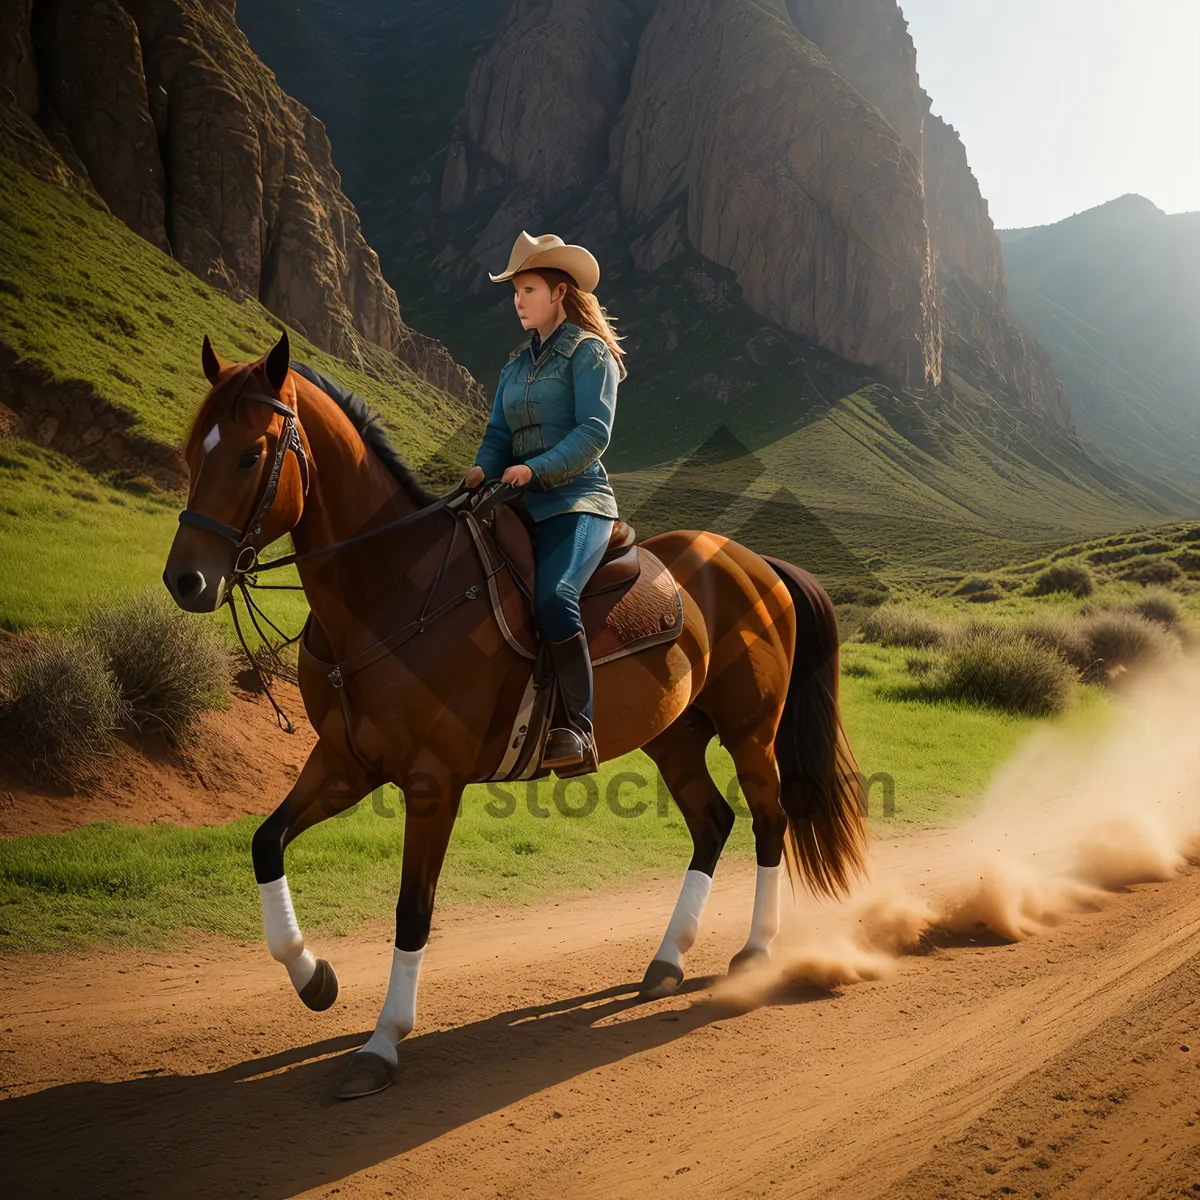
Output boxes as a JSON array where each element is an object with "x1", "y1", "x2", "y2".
[
  {"x1": 639, "y1": 958, "x2": 684, "y2": 999},
  {"x1": 728, "y1": 946, "x2": 770, "y2": 974},
  {"x1": 334, "y1": 1050, "x2": 394, "y2": 1101},
  {"x1": 298, "y1": 958, "x2": 339, "y2": 1012}
]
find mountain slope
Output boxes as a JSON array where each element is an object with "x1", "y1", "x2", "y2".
[
  {"x1": 999, "y1": 197, "x2": 1200, "y2": 490},
  {"x1": 0, "y1": 0, "x2": 482, "y2": 408}
]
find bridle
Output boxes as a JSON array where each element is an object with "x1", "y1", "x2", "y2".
[{"x1": 177, "y1": 369, "x2": 312, "y2": 573}]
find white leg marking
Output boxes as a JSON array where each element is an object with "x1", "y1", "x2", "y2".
[
  {"x1": 652, "y1": 868, "x2": 712, "y2": 970},
  {"x1": 259, "y1": 876, "x2": 318, "y2": 992},
  {"x1": 202, "y1": 424, "x2": 221, "y2": 454},
  {"x1": 739, "y1": 863, "x2": 784, "y2": 957},
  {"x1": 361, "y1": 946, "x2": 426, "y2": 1066}
]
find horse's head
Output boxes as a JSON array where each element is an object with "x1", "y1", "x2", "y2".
[{"x1": 163, "y1": 331, "x2": 311, "y2": 613}]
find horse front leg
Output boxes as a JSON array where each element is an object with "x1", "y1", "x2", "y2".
[
  {"x1": 251, "y1": 739, "x2": 381, "y2": 1009},
  {"x1": 335, "y1": 756, "x2": 464, "y2": 1100}
]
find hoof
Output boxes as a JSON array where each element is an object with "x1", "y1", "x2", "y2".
[
  {"x1": 728, "y1": 946, "x2": 770, "y2": 974},
  {"x1": 334, "y1": 1050, "x2": 394, "y2": 1100},
  {"x1": 298, "y1": 958, "x2": 339, "y2": 1011},
  {"x1": 639, "y1": 958, "x2": 684, "y2": 999}
]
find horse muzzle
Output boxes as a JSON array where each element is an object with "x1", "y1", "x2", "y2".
[{"x1": 162, "y1": 548, "x2": 229, "y2": 614}]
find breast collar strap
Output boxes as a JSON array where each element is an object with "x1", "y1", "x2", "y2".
[{"x1": 177, "y1": 373, "x2": 311, "y2": 554}]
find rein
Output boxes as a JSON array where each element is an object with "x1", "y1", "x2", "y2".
[{"x1": 178, "y1": 373, "x2": 523, "y2": 732}]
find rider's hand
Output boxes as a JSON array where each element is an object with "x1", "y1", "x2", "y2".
[
  {"x1": 501, "y1": 464, "x2": 533, "y2": 486},
  {"x1": 464, "y1": 464, "x2": 484, "y2": 487}
]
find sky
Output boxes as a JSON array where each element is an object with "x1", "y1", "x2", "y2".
[{"x1": 899, "y1": 0, "x2": 1200, "y2": 229}]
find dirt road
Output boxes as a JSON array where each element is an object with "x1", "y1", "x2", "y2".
[{"x1": 2, "y1": 826, "x2": 1198, "y2": 1200}]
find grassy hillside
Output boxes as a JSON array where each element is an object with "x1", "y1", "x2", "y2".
[
  {"x1": 0, "y1": 156, "x2": 479, "y2": 474},
  {"x1": 0, "y1": 439, "x2": 309, "y2": 634}
]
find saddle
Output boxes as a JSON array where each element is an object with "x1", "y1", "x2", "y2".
[{"x1": 460, "y1": 484, "x2": 684, "y2": 783}]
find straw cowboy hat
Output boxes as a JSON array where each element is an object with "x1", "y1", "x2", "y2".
[{"x1": 488, "y1": 231, "x2": 601, "y2": 293}]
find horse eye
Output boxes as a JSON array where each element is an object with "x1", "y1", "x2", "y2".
[{"x1": 238, "y1": 447, "x2": 262, "y2": 470}]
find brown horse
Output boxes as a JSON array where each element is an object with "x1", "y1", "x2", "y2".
[{"x1": 163, "y1": 332, "x2": 868, "y2": 1099}]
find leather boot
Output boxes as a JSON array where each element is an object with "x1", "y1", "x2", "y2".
[{"x1": 542, "y1": 629, "x2": 599, "y2": 776}]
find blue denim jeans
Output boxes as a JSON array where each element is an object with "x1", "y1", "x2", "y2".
[{"x1": 533, "y1": 511, "x2": 616, "y2": 642}]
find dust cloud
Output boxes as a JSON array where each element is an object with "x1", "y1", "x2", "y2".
[{"x1": 713, "y1": 647, "x2": 1200, "y2": 1006}]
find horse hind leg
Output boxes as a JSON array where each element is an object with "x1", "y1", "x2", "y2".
[
  {"x1": 722, "y1": 732, "x2": 787, "y2": 974},
  {"x1": 638, "y1": 706, "x2": 735, "y2": 999}
]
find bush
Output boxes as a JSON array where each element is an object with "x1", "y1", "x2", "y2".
[
  {"x1": 0, "y1": 636, "x2": 125, "y2": 785},
  {"x1": 859, "y1": 604, "x2": 958, "y2": 650},
  {"x1": 1116, "y1": 556, "x2": 1181, "y2": 586},
  {"x1": 1015, "y1": 611, "x2": 1094, "y2": 674},
  {"x1": 1079, "y1": 610, "x2": 1179, "y2": 684},
  {"x1": 83, "y1": 590, "x2": 230, "y2": 742},
  {"x1": 1029, "y1": 561, "x2": 1094, "y2": 598},
  {"x1": 921, "y1": 628, "x2": 1076, "y2": 717},
  {"x1": 951, "y1": 575, "x2": 994, "y2": 597},
  {"x1": 1122, "y1": 588, "x2": 1182, "y2": 631}
]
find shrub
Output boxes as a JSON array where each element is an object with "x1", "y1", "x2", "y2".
[
  {"x1": 1015, "y1": 611, "x2": 1094, "y2": 674},
  {"x1": 921, "y1": 629, "x2": 1076, "y2": 717},
  {"x1": 1122, "y1": 588, "x2": 1182, "y2": 631},
  {"x1": 1116, "y1": 556, "x2": 1181, "y2": 586},
  {"x1": 951, "y1": 575, "x2": 995, "y2": 597},
  {"x1": 1079, "y1": 610, "x2": 1179, "y2": 684},
  {"x1": 1030, "y1": 561, "x2": 1094, "y2": 598},
  {"x1": 904, "y1": 653, "x2": 938, "y2": 678},
  {"x1": 0, "y1": 636, "x2": 125, "y2": 785},
  {"x1": 83, "y1": 590, "x2": 230, "y2": 742},
  {"x1": 859, "y1": 604, "x2": 959, "y2": 650}
]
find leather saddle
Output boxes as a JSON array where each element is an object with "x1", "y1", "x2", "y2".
[{"x1": 456, "y1": 482, "x2": 685, "y2": 782}]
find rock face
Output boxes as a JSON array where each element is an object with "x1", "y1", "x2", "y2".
[
  {"x1": 614, "y1": 0, "x2": 940, "y2": 389},
  {"x1": 440, "y1": 0, "x2": 648, "y2": 291},
  {"x1": 786, "y1": 0, "x2": 1068, "y2": 426},
  {"x1": 431, "y1": 0, "x2": 1069, "y2": 426},
  {"x1": 0, "y1": 0, "x2": 483, "y2": 409}
]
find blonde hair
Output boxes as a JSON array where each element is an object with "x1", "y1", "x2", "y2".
[{"x1": 527, "y1": 267, "x2": 628, "y2": 380}]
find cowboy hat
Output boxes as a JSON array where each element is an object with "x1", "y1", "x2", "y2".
[{"x1": 488, "y1": 231, "x2": 601, "y2": 293}]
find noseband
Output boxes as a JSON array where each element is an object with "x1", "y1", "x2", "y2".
[{"x1": 177, "y1": 374, "x2": 311, "y2": 566}]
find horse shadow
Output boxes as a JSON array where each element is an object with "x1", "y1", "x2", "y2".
[{"x1": 3, "y1": 973, "x2": 836, "y2": 1199}]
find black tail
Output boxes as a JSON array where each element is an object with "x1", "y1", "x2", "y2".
[{"x1": 763, "y1": 555, "x2": 869, "y2": 902}]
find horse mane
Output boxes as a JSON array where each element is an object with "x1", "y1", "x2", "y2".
[
  {"x1": 185, "y1": 357, "x2": 440, "y2": 510},
  {"x1": 291, "y1": 362, "x2": 438, "y2": 508}
]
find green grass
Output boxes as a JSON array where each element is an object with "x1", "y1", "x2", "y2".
[
  {"x1": 0, "y1": 154, "x2": 480, "y2": 476},
  {"x1": 0, "y1": 653, "x2": 1093, "y2": 953},
  {"x1": 0, "y1": 440, "x2": 308, "y2": 636}
]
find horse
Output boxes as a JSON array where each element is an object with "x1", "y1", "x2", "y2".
[{"x1": 163, "y1": 331, "x2": 869, "y2": 1100}]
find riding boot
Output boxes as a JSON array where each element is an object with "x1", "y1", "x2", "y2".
[{"x1": 542, "y1": 629, "x2": 599, "y2": 776}]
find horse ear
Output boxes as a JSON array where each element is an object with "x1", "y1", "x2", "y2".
[
  {"x1": 265, "y1": 330, "x2": 290, "y2": 391},
  {"x1": 201, "y1": 335, "x2": 223, "y2": 385}
]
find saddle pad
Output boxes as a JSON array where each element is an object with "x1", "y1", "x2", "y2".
[{"x1": 581, "y1": 546, "x2": 683, "y2": 666}]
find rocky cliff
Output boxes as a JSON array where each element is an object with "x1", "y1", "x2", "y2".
[
  {"x1": 0, "y1": 0, "x2": 483, "y2": 409},
  {"x1": 428, "y1": 0, "x2": 1069, "y2": 427}
]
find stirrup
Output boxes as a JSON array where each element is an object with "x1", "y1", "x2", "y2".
[{"x1": 542, "y1": 724, "x2": 597, "y2": 772}]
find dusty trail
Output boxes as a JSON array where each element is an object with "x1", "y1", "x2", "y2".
[{"x1": 1, "y1": 830, "x2": 1197, "y2": 1200}]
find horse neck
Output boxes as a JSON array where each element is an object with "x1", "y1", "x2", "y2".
[{"x1": 289, "y1": 379, "x2": 435, "y2": 648}]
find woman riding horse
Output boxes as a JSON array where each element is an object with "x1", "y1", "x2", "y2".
[
  {"x1": 163, "y1": 258, "x2": 868, "y2": 1101},
  {"x1": 465, "y1": 231, "x2": 626, "y2": 778}
]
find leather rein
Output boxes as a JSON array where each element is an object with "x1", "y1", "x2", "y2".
[{"x1": 177, "y1": 372, "x2": 521, "y2": 732}]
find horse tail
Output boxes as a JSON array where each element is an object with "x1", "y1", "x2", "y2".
[{"x1": 762, "y1": 555, "x2": 869, "y2": 902}]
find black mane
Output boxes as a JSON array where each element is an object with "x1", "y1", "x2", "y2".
[{"x1": 291, "y1": 361, "x2": 439, "y2": 507}]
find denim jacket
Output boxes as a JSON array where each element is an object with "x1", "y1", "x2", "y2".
[{"x1": 473, "y1": 320, "x2": 620, "y2": 522}]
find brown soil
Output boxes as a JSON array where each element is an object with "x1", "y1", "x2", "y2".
[
  {"x1": 1, "y1": 833, "x2": 1197, "y2": 1199},
  {"x1": 0, "y1": 667, "x2": 316, "y2": 839}
]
